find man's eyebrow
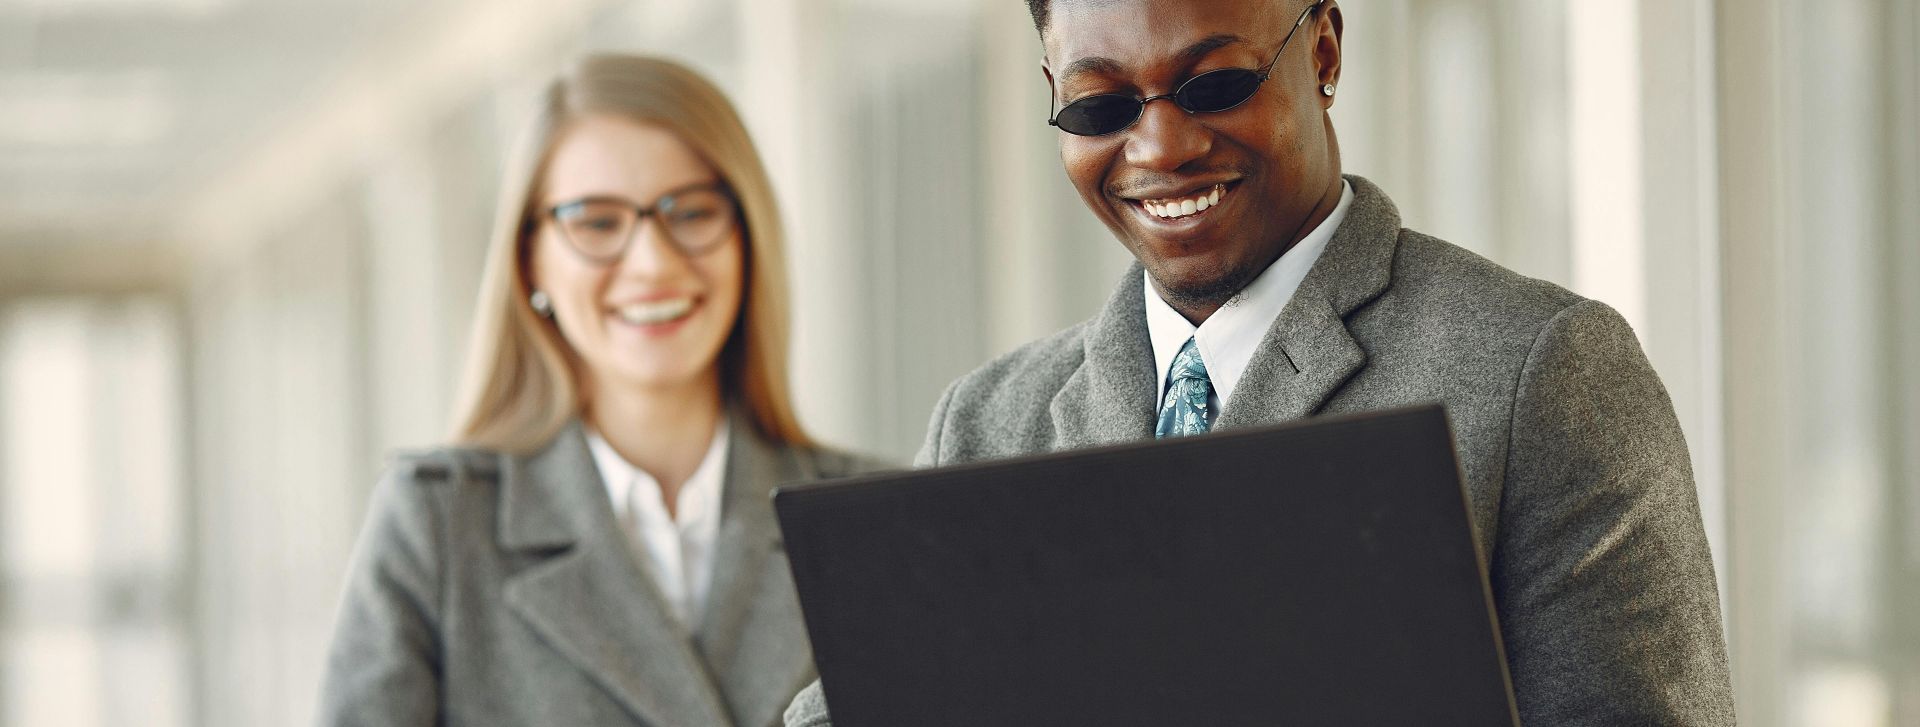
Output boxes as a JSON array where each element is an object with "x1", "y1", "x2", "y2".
[
  {"x1": 1177, "y1": 34, "x2": 1248, "y2": 63},
  {"x1": 1057, "y1": 35, "x2": 1249, "y2": 84},
  {"x1": 1058, "y1": 56, "x2": 1126, "y2": 83}
]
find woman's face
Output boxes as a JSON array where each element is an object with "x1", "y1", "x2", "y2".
[{"x1": 529, "y1": 115, "x2": 745, "y2": 393}]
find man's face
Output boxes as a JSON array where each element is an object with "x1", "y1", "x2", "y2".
[{"x1": 1043, "y1": 0, "x2": 1340, "y2": 317}]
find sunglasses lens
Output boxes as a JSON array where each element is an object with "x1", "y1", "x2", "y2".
[
  {"x1": 1053, "y1": 94, "x2": 1144, "y2": 136},
  {"x1": 1177, "y1": 69, "x2": 1264, "y2": 112}
]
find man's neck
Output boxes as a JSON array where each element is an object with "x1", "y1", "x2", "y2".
[{"x1": 1164, "y1": 173, "x2": 1346, "y2": 324}]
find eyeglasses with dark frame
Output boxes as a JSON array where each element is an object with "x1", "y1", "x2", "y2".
[
  {"x1": 1046, "y1": 0, "x2": 1325, "y2": 137},
  {"x1": 544, "y1": 181, "x2": 739, "y2": 264}
]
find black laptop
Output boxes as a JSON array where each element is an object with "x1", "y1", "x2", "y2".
[{"x1": 773, "y1": 404, "x2": 1520, "y2": 727}]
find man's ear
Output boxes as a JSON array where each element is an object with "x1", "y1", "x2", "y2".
[
  {"x1": 1041, "y1": 57, "x2": 1054, "y2": 88},
  {"x1": 1316, "y1": 2, "x2": 1345, "y2": 98}
]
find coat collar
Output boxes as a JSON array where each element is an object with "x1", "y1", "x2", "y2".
[
  {"x1": 497, "y1": 420, "x2": 732, "y2": 726},
  {"x1": 1216, "y1": 174, "x2": 1398, "y2": 429},
  {"x1": 693, "y1": 412, "x2": 822, "y2": 727},
  {"x1": 1049, "y1": 264, "x2": 1160, "y2": 451},
  {"x1": 1054, "y1": 174, "x2": 1401, "y2": 442}
]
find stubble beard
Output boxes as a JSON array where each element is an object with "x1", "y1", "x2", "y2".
[{"x1": 1152, "y1": 255, "x2": 1268, "y2": 312}]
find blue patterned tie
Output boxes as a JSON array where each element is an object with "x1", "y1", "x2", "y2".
[{"x1": 1156, "y1": 337, "x2": 1214, "y2": 438}]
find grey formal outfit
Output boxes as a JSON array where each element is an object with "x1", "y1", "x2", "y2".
[
  {"x1": 320, "y1": 410, "x2": 887, "y2": 727},
  {"x1": 787, "y1": 175, "x2": 1735, "y2": 726}
]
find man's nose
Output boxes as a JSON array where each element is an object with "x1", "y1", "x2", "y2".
[{"x1": 1123, "y1": 98, "x2": 1212, "y2": 172}]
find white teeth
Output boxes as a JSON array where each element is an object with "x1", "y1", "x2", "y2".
[
  {"x1": 1142, "y1": 184, "x2": 1229, "y2": 220},
  {"x1": 615, "y1": 297, "x2": 694, "y2": 325}
]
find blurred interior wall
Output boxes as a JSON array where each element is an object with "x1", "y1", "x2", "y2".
[
  {"x1": 1, "y1": 0, "x2": 1910, "y2": 724},
  {"x1": 0, "y1": 296, "x2": 188, "y2": 727},
  {"x1": 1719, "y1": 0, "x2": 1920, "y2": 724}
]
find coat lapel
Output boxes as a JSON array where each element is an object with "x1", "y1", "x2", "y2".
[
  {"x1": 1216, "y1": 175, "x2": 1401, "y2": 430},
  {"x1": 693, "y1": 412, "x2": 818, "y2": 727},
  {"x1": 499, "y1": 422, "x2": 733, "y2": 727},
  {"x1": 1051, "y1": 268, "x2": 1161, "y2": 449}
]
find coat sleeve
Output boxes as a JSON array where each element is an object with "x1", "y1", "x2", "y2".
[
  {"x1": 316, "y1": 461, "x2": 446, "y2": 727},
  {"x1": 911, "y1": 378, "x2": 959, "y2": 468},
  {"x1": 1492, "y1": 299, "x2": 1736, "y2": 725},
  {"x1": 782, "y1": 681, "x2": 833, "y2": 727}
]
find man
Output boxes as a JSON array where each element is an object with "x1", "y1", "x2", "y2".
[{"x1": 788, "y1": 0, "x2": 1735, "y2": 723}]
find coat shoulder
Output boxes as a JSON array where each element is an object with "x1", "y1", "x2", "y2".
[
  {"x1": 1395, "y1": 231, "x2": 1585, "y2": 322},
  {"x1": 385, "y1": 445, "x2": 506, "y2": 488},
  {"x1": 944, "y1": 319, "x2": 1091, "y2": 415},
  {"x1": 913, "y1": 319, "x2": 1093, "y2": 464},
  {"x1": 1378, "y1": 230, "x2": 1600, "y2": 349}
]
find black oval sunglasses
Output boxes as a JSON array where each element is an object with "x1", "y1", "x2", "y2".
[{"x1": 1047, "y1": 0, "x2": 1324, "y2": 137}]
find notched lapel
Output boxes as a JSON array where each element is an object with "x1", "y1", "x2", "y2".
[
  {"x1": 499, "y1": 423, "x2": 733, "y2": 727},
  {"x1": 694, "y1": 415, "x2": 816, "y2": 727},
  {"x1": 1219, "y1": 296, "x2": 1367, "y2": 428},
  {"x1": 1052, "y1": 266, "x2": 1159, "y2": 450},
  {"x1": 1217, "y1": 175, "x2": 1401, "y2": 430}
]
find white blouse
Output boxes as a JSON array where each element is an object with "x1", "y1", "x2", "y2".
[{"x1": 585, "y1": 418, "x2": 730, "y2": 632}]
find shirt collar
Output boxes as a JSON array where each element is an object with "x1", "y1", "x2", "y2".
[
  {"x1": 586, "y1": 416, "x2": 731, "y2": 527},
  {"x1": 1144, "y1": 178, "x2": 1355, "y2": 409}
]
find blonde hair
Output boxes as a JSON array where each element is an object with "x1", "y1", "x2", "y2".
[{"x1": 449, "y1": 53, "x2": 810, "y2": 453}]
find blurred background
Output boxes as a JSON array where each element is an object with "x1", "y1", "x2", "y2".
[{"x1": 0, "y1": 0, "x2": 1914, "y2": 724}]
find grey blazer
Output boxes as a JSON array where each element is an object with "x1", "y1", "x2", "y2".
[
  {"x1": 788, "y1": 175, "x2": 1735, "y2": 726},
  {"x1": 319, "y1": 412, "x2": 888, "y2": 727}
]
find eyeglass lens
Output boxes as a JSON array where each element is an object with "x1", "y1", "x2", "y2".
[
  {"x1": 552, "y1": 188, "x2": 735, "y2": 261},
  {"x1": 1053, "y1": 66, "x2": 1271, "y2": 136},
  {"x1": 1050, "y1": 0, "x2": 1320, "y2": 136}
]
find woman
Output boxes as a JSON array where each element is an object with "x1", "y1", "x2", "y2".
[{"x1": 320, "y1": 54, "x2": 885, "y2": 727}]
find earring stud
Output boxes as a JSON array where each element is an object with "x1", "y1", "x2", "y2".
[
  {"x1": 529, "y1": 290, "x2": 553, "y2": 317},
  {"x1": 1322, "y1": 83, "x2": 1336, "y2": 97}
]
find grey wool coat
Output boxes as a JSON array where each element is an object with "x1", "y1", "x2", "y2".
[
  {"x1": 318, "y1": 411, "x2": 888, "y2": 727},
  {"x1": 787, "y1": 175, "x2": 1735, "y2": 726}
]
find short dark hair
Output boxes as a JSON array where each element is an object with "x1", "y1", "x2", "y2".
[
  {"x1": 1028, "y1": 1, "x2": 1313, "y2": 37},
  {"x1": 1025, "y1": 0, "x2": 1048, "y2": 35}
]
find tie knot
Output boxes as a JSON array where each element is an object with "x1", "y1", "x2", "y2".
[
  {"x1": 1170, "y1": 338, "x2": 1210, "y2": 383},
  {"x1": 1157, "y1": 337, "x2": 1214, "y2": 438}
]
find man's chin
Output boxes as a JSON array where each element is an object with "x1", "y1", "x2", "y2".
[{"x1": 1145, "y1": 263, "x2": 1251, "y2": 312}]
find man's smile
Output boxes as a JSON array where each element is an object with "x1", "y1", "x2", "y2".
[
  {"x1": 1133, "y1": 182, "x2": 1232, "y2": 219},
  {"x1": 1119, "y1": 180, "x2": 1242, "y2": 236}
]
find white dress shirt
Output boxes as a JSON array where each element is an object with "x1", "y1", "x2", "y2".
[
  {"x1": 1144, "y1": 179, "x2": 1356, "y2": 422},
  {"x1": 585, "y1": 418, "x2": 729, "y2": 632}
]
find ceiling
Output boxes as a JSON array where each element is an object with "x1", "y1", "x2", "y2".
[{"x1": 0, "y1": 0, "x2": 437, "y2": 250}]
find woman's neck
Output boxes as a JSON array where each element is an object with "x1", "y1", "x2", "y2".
[{"x1": 583, "y1": 369, "x2": 725, "y2": 516}]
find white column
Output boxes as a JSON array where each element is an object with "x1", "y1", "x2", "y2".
[
  {"x1": 978, "y1": 0, "x2": 1060, "y2": 356},
  {"x1": 1491, "y1": 0, "x2": 1571, "y2": 284},
  {"x1": 364, "y1": 149, "x2": 447, "y2": 455},
  {"x1": 1414, "y1": 0, "x2": 1500, "y2": 258},
  {"x1": 1330, "y1": 0, "x2": 1417, "y2": 196},
  {"x1": 737, "y1": 0, "x2": 860, "y2": 446},
  {"x1": 1636, "y1": 0, "x2": 1729, "y2": 617},
  {"x1": 1890, "y1": 0, "x2": 1920, "y2": 714},
  {"x1": 1567, "y1": 0, "x2": 1646, "y2": 333},
  {"x1": 1716, "y1": 0, "x2": 1796, "y2": 723}
]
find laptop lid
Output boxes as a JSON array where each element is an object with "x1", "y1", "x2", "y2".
[{"x1": 774, "y1": 404, "x2": 1519, "y2": 727}]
